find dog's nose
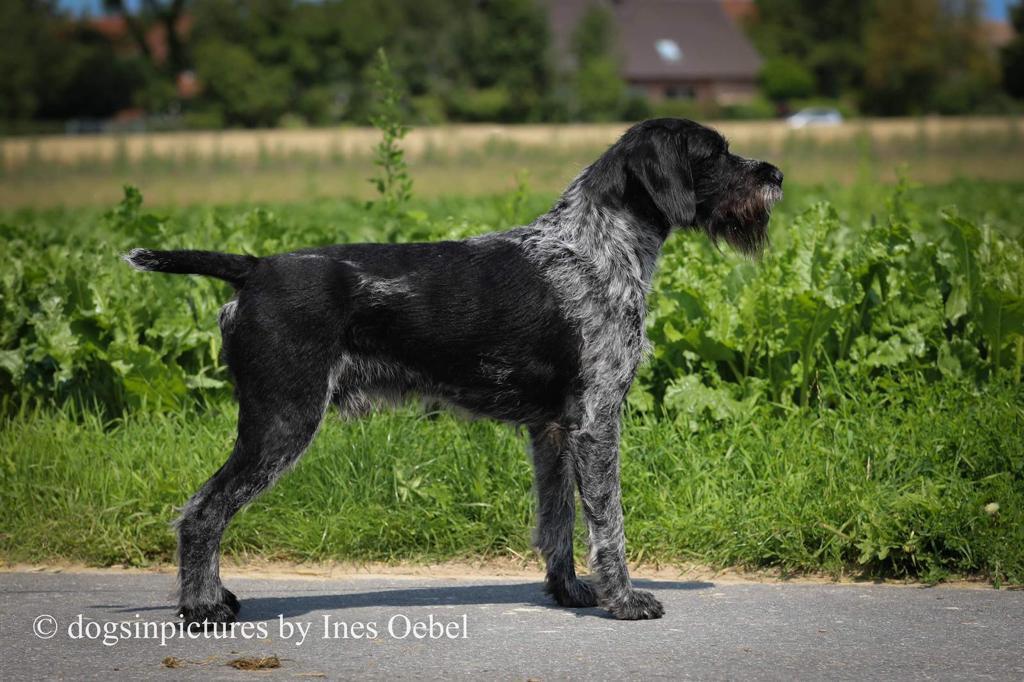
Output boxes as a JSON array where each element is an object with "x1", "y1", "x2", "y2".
[{"x1": 767, "y1": 166, "x2": 784, "y2": 186}]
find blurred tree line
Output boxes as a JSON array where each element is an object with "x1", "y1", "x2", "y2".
[
  {"x1": 749, "y1": 0, "x2": 1021, "y2": 115},
  {"x1": 1, "y1": 0, "x2": 1022, "y2": 130},
  {"x1": 1, "y1": 0, "x2": 564, "y2": 129}
]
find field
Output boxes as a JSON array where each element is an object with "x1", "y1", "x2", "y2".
[
  {"x1": 1, "y1": 120, "x2": 1023, "y2": 585},
  {"x1": 2, "y1": 117, "x2": 1023, "y2": 207}
]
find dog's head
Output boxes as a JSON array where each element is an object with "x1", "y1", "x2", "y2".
[{"x1": 585, "y1": 118, "x2": 783, "y2": 256}]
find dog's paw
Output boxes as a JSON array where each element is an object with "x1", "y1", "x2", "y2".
[
  {"x1": 606, "y1": 589, "x2": 664, "y2": 620},
  {"x1": 547, "y1": 577, "x2": 599, "y2": 608},
  {"x1": 177, "y1": 602, "x2": 237, "y2": 628},
  {"x1": 220, "y1": 587, "x2": 241, "y2": 615}
]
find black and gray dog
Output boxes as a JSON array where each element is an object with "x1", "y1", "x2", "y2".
[{"x1": 125, "y1": 118, "x2": 782, "y2": 623}]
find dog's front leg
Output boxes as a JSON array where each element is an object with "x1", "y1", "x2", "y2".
[{"x1": 570, "y1": 414, "x2": 664, "y2": 620}]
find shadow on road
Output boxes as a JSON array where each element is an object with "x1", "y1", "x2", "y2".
[
  {"x1": 239, "y1": 579, "x2": 713, "y2": 621},
  {"x1": 99, "y1": 579, "x2": 713, "y2": 621}
]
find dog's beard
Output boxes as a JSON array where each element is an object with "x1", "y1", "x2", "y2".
[
  {"x1": 704, "y1": 183, "x2": 781, "y2": 257},
  {"x1": 761, "y1": 183, "x2": 783, "y2": 207}
]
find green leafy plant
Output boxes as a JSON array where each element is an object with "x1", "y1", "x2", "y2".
[
  {"x1": 637, "y1": 180, "x2": 1023, "y2": 416},
  {"x1": 366, "y1": 48, "x2": 413, "y2": 219},
  {"x1": 2, "y1": 179, "x2": 1023, "y2": 584},
  {"x1": 1, "y1": 181, "x2": 1022, "y2": 419}
]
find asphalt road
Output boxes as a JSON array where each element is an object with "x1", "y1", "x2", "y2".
[{"x1": 2, "y1": 571, "x2": 1022, "y2": 680}]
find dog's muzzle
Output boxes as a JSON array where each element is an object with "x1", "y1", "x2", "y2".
[{"x1": 761, "y1": 184, "x2": 783, "y2": 209}]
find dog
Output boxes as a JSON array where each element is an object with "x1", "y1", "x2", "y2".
[{"x1": 124, "y1": 118, "x2": 783, "y2": 623}]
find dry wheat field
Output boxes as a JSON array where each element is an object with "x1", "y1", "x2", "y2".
[{"x1": 2, "y1": 117, "x2": 1022, "y2": 207}]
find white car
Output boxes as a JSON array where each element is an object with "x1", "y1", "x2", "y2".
[{"x1": 786, "y1": 107, "x2": 843, "y2": 128}]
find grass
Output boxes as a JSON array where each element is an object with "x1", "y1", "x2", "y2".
[
  {"x1": 2, "y1": 376, "x2": 1021, "y2": 584},
  {"x1": 1, "y1": 123, "x2": 1022, "y2": 584}
]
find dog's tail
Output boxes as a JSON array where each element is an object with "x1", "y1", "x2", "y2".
[{"x1": 122, "y1": 248, "x2": 257, "y2": 288}]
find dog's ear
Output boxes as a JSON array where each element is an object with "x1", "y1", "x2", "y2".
[{"x1": 624, "y1": 127, "x2": 695, "y2": 228}]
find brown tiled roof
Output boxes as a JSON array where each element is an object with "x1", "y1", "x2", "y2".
[
  {"x1": 719, "y1": 0, "x2": 757, "y2": 24},
  {"x1": 87, "y1": 13, "x2": 194, "y2": 65},
  {"x1": 546, "y1": 0, "x2": 762, "y2": 81},
  {"x1": 982, "y1": 20, "x2": 1015, "y2": 49}
]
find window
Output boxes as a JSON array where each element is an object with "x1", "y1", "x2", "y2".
[
  {"x1": 665, "y1": 85, "x2": 696, "y2": 100},
  {"x1": 655, "y1": 39, "x2": 683, "y2": 63}
]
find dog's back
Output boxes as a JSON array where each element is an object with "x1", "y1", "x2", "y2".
[{"x1": 126, "y1": 234, "x2": 582, "y2": 425}]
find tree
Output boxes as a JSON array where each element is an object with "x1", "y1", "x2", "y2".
[
  {"x1": 862, "y1": 0, "x2": 944, "y2": 115},
  {"x1": 575, "y1": 58, "x2": 626, "y2": 121},
  {"x1": 5, "y1": 0, "x2": 563, "y2": 126},
  {"x1": 572, "y1": 2, "x2": 616, "y2": 66},
  {"x1": 748, "y1": 0, "x2": 868, "y2": 99},
  {"x1": 193, "y1": 40, "x2": 290, "y2": 127},
  {"x1": 454, "y1": 0, "x2": 553, "y2": 121},
  {"x1": 43, "y1": 25, "x2": 148, "y2": 119},
  {"x1": 1000, "y1": 3, "x2": 1024, "y2": 99},
  {"x1": 570, "y1": 3, "x2": 626, "y2": 120},
  {"x1": 862, "y1": 0, "x2": 999, "y2": 115},
  {"x1": 1, "y1": 1, "x2": 151, "y2": 123},
  {"x1": 930, "y1": 0, "x2": 1000, "y2": 113},
  {"x1": 760, "y1": 57, "x2": 815, "y2": 103},
  {"x1": 103, "y1": 1, "x2": 190, "y2": 78},
  {"x1": 188, "y1": 0, "x2": 463, "y2": 125},
  {"x1": 0, "y1": 1, "x2": 64, "y2": 121}
]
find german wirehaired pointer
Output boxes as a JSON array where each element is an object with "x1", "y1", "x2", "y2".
[{"x1": 125, "y1": 118, "x2": 782, "y2": 623}]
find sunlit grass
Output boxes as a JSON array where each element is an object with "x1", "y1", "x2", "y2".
[
  {"x1": 1, "y1": 145, "x2": 1022, "y2": 584},
  {"x1": 2, "y1": 377, "x2": 1021, "y2": 583}
]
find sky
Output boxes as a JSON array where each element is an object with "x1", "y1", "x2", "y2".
[{"x1": 55, "y1": 0, "x2": 1020, "y2": 21}]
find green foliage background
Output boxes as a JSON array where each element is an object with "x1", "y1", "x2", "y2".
[
  {"x1": 2, "y1": 181, "x2": 1021, "y2": 418},
  {"x1": 3, "y1": 0, "x2": 1022, "y2": 129},
  {"x1": 1, "y1": 177, "x2": 1022, "y2": 583}
]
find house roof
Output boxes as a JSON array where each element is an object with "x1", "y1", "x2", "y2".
[
  {"x1": 718, "y1": 0, "x2": 757, "y2": 24},
  {"x1": 981, "y1": 20, "x2": 1015, "y2": 49},
  {"x1": 87, "y1": 13, "x2": 194, "y2": 65},
  {"x1": 547, "y1": 0, "x2": 763, "y2": 81}
]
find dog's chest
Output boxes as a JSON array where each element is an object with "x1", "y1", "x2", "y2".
[
  {"x1": 579, "y1": 287, "x2": 648, "y2": 374},
  {"x1": 518, "y1": 216, "x2": 658, "y2": 388},
  {"x1": 541, "y1": 257, "x2": 650, "y2": 387}
]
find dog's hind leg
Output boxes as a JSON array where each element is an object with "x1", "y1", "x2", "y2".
[
  {"x1": 529, "y1": 426, "x2": 598, "y2": 608},
  {"x1": 175, "y1": 378, "x2": 331, "y2": 625},
  {"x1": 569, "y1": 414, "x2": 664, "y2": 620}
]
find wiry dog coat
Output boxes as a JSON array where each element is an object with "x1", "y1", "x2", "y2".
[{"x1": 126, "y1": 118, "x2": 783, "y2": 623}]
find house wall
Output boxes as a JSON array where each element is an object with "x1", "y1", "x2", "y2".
[
  {"x1": 710, "y1": 80, "x2": 760, "y2": 105},
  {"x1": 633, "y1": 79, "x2": 759, "y2": 104}
]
